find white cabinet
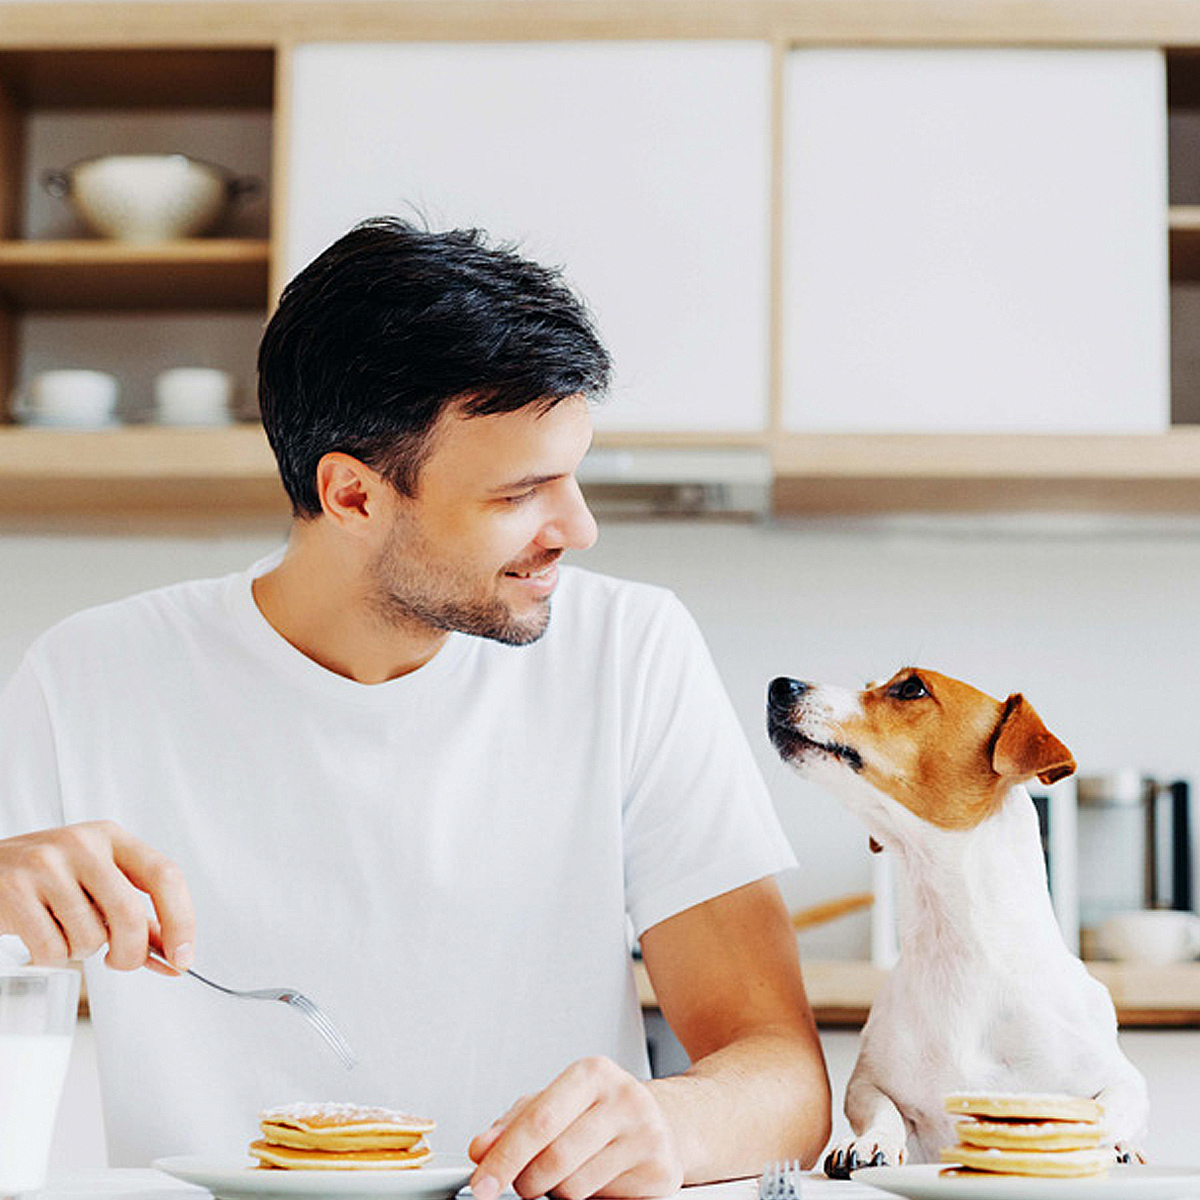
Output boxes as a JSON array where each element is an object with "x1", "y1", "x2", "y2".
[
  {"x1": 285, "y1": 42, "x2": 772, "y2": 436},
  {"x1": 781, "y1": 49, "x2": 1170, "y2": 434}
]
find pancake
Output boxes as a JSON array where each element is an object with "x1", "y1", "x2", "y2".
[
  {"x1": 250, "y1": 1140, "x2": 433, "y2": 1171},
  {"x1": 956, "y1": 1118, "x2": 1105, "y2": 1152},
  {"x1": 940, "y1": 1145, "x2": 1112, "y2": 1178},
  {"x1": 944, "y1": 1092, "x2": 1104, "y2": 1124}
]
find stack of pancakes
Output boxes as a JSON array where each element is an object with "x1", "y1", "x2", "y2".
[
  {"x1": 250, "y1": 1103, "x2": 436, "y2": 1170},
  {"x1": 940, "y1": 1093, "x2": 1111, "y2": 1178}
]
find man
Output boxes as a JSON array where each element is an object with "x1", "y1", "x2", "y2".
[{"x1": 0, "y1": 218, "x2": 830, "y2": 1193}]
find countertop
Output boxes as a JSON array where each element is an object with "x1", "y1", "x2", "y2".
[
  {"x1": 634, "y1": 959, "x2": 1200, "y2": 1028},
  {"x1": 42, "y1": 1167, "x2": 889, "y2": 1200}
]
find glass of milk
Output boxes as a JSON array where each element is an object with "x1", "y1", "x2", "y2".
[{"x1": 0, "y1": 967, "x2": 79, "y2": 1197}]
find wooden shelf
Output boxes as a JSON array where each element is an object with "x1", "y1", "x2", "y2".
[
  {"x1": 636, "y1": 958, "x2": 1200, "y2": 1028},
  {"x1": 5, "y1": 427, "x2": 1200, "y2": 522},
  {"x1": 0, "y1": 425, "x2": 287, "y2": 517},
  {"x1": 771, "y1": 430, "x2": 1200, "y2": 515},
  {"x1": 0, "y1": 239, "x2": 270, "y2": 310},
  {"x1": 0, "y1": 47, "x2": 273, "y2": 108}
]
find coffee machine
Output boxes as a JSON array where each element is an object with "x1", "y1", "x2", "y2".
[{"x1": 1030, "y1": 772, "x2": 1192, "y2": 956}]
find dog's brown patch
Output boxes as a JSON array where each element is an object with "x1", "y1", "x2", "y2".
[{"x1": 841, "y1": 669, "x2": 1075, "y2": 830}]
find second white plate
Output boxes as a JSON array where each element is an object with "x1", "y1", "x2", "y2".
[{"x1": 853, "y1": 1163, "x2": 1200, "y2": 1200}]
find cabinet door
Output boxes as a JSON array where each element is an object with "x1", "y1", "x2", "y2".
[
  {"x1": 782, "y1": 49, "x2": 1169, "y2": 433},
  {"x1": 286, "y1": 42, "x2": 771, "y2": 435}
]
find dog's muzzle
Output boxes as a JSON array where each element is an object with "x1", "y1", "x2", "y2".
[{"x1": 766, "y1": 676, "x2": 864, "y2": 771}]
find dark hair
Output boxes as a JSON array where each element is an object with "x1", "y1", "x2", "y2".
[{"x1": 257, "y1": 216, "x2": 612, "y2": 518}]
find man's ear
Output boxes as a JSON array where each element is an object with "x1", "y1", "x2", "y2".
[
  {"x1": 315, "y1": 452, "x2": 383, "y2": 527},
  {"x1": 992, "y1": 693, "x2": 1076, "y2": 785}
]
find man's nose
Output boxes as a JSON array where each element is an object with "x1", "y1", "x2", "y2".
[
  {"x1": 541, "y1": 478, "x2": 598, "y2": 551},
  {"x1": 768, "y1": 677, "x2": 809, "y2": 712}
]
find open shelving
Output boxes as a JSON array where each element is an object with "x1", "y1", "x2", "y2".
[{"x1": 0, "y1": 4, "x2": 1199, "y2": 521}]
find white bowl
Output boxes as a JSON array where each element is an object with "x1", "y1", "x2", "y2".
[
  {"x1": 44, "y1": 155, "x2": 259, "y2": 242},
  {"x1": 14, "y1": 369, "x2": 120, "y2": 429}
]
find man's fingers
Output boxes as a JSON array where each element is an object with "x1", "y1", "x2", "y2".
[
  {"x1": 143, "y1": 918, "x2": 182, "y2": 976},
  {"x1": 2, "y1": 893, "x2": 69, "y2": 963},
  {"x1": 585, "y1": 1159, "x2": 667, "y2": 1200},
  {"x1": 468, "y1": 1124, "x2": 505, "y2": 1164},
  {"x1": 470, "y1": 1096, "x2": 535, "y2": 1163},
  {"x1": 0, "y1": 823, "x2": 194, "y2": 971},
  {"x1": 31, "y1": 864, "x2": 108, "y2": 960},
  {"x1": 110, "y1": 833, "x2": 195, "y2": 970},
  {"x1": 546, "y1": 1139, "x2": 629, "y2": 1200},
  {"x1": 77, "y1": 862, "x2": 152, "y2": 971},
  {"x1": 512, "y1": 1105, "x2": 610, "y2": 1199},
  {"x1": 471, "y1": 1067, "x2": 602, "y2": 1199}
]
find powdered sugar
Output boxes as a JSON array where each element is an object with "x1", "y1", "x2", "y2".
[{"x1": 260, "y1": 1102, "x2": 433, "y2": 1127}]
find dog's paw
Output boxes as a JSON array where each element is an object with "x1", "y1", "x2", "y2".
[
  {"x1": 1113, "y1": 1143, "x2": 1146, "y2": 1165},
  {"x1": 823, "y1": 1136, "x2": 907, "y2": 1179}
]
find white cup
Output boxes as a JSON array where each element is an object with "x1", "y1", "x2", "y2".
[
  {"x1": 16, "y1": 369, "x2": 119, "y2": 428},
  {"x1": 0, "y1": 967, "x2": 80, "y2": 1195},
  {"x1": 1097, "y1": 909, "x2": 1200, "y2": 966},
  {"x1": 153, "y1": 368, "x2": 234, "y2": 426}
]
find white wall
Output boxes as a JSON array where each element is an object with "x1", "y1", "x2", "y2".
[{"x1": 5, "y1": 514, "x2": 1200, "y2": 960}]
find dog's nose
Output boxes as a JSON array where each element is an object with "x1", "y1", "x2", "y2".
[{"x1": 768, "y1": 677, "x2": 808, "y2": 711}]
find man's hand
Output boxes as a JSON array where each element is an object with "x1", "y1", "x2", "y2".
[
  {"x1": 468, "y1": 1056, "x2": 682, "y2": 1200},
  {"x1": 0, "y1": 821, "x2": 195, "y2": 973}
]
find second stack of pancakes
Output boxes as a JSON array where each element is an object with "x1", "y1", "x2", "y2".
[{"x1": 941, "y1": 1093, "x2": 1111, "y2": 1178}]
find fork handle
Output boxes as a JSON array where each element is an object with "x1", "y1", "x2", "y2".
[{"x1": 146, "y1": 949, "x2": 234, "y2": 996}]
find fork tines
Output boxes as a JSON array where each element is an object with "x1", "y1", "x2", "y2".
[
  {"x1": 758, "y1": 1159, "x2": 802, "y2": 1200},
  {"x1": 289, "y1": 993, "x2": 359, "y2": 1070}
]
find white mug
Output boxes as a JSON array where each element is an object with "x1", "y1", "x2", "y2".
[
  {"x1": 1097, "y1": 909, "x2": 1200, "y2": 966},
  {"x1": 154, "y1": 368, "x2": 234, "y2": 426},
  {"x1": 16, "y1": 369, "x2": 119, "y2": 428}
]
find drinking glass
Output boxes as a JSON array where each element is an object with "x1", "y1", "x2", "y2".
[{"x1": 0, "y1": 968, "x2": 80, "y2": 1197}]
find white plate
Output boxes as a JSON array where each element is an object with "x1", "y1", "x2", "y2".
[
  {"x1": 153, "y1": 1155, "x2": 474, "y2": 1200},
  {"x1": 853, "y1": 1164, "x2": 1200, "y2": 1200}
]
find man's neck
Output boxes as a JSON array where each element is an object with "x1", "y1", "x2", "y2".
[{"x1": 252, "y1": 532, "x2": 448, "y2": 685}]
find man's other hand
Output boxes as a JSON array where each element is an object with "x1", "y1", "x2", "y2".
[
  {"x1": 468, "y1": 1056, "x2": 682, "y2": 1200},
  {"x1": 0, "y1": 821, "x2": 195, "y2": 973}
]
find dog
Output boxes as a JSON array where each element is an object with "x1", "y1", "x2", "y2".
[{"x1": 766, "y1": 667, "x2": 1148, "y2": 1177}]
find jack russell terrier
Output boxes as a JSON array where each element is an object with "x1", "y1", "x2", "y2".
[{"x1": 766, "y1": 667, "x2": 1148, "y2": 1177}]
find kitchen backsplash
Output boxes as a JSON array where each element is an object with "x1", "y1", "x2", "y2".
[{"x1": 3, "y1": 515, "x2": 1200, "y2": 960}]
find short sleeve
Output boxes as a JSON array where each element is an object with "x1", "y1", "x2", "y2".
[
  {"x1": 0, "y1": 654, "x2": 65, "y2": 840},
  {"x1": 621, "y1": 593, "x2": 795, "y2": 938}
]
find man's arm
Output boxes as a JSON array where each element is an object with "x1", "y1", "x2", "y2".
[
  {"x1": 468, "y1": 878, "x2": 830, "y2": 1198},
  {"x1": 641, "y1": 877, "x2": 831, "y2": 1180}
]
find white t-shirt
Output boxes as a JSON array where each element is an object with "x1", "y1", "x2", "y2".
[{"x1": 0, "y1": 555, "x2": 795, "y2": 1166}]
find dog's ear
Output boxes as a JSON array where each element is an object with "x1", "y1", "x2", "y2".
[{"x1": 992, "y1": 693, "x2": 1076, "y2": 785}]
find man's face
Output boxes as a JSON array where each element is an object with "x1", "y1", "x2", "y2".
[{"x1": 368, "y1": 395, "x2": 598, "y2": 645}]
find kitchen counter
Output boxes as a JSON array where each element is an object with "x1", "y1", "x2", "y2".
[
  {"x1": 45, "y1": 1167, "x2": 891, "y2": 1200},
  {"x1": 634, "y1": 959, "x2": 1200, "y2": 1028}
]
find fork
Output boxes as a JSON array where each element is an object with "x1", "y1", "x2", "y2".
[
  {"x1": 758, "y1": 1159, "x2": 802, "y2": 1200},
  {"x1": 148, "y1": 949, "x2": 358, "y2": 1070}
]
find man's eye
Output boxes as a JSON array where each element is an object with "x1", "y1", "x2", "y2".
[
  {"x1": 504, "y1": 489, "x2": 537, "y2": 505},
  {"x1": 888, "y1": 676, "x2": 928, "y2": 701}
]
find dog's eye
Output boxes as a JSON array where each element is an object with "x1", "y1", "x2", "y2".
[{"x1": 889, "y1": 675, "x2": 928, "y2": 701}]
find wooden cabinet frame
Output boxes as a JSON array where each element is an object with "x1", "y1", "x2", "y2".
[{"x1": 1, "y1": 1, "x2": 1200, "y2": 522}]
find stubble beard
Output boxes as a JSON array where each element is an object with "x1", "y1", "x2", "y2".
[{"x1": 368, "y1": 522, "x2": 551, "y2": 647}]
